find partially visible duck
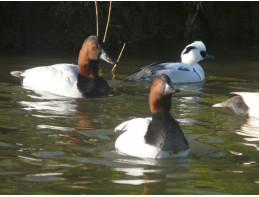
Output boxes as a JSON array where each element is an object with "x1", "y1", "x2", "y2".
[
  {"x1": 115, "y1": 74, "x2": 190, "y2": 159},
  {"x1": 125, "y1": 41, "x2": 214, "y2": 83},
  {"x1": 213, "y1": 92, "x2": 259, "y2": 118},
  {"x1": 11, "y1": 35, "x2": 116, "y2": 98}
]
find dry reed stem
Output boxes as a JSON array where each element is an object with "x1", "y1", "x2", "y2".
[
  {"x1": 95, "y1": 1, "x2": 99, "y2": 37},
  {"x1": 103, "y1": 1, "x2": 112, "y2": 43},
  {"x1": 112, "y1": 43, "x2": 126, "y2": 72}
]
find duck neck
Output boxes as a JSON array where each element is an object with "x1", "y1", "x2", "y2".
[
  {"x1": 145, "y1": 110, "x2": 189, "y2": 153},
  {"x1": 151, "y1": 110, "x2": 172, "y2": 124},
  {"x1": 78, "y1": 60, "x2": 99, "y2": 78},
  {"x1": 144, "y1": 110, "x2": 172, "y2": 148},
  {"x1": 78, "y1": 44, "x2": 99, "y2": 79},
  {"x1": 149, "y1": 94, "x2": 172, "y2": 114}
]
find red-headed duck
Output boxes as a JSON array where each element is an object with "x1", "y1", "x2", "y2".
[
  {"x1": 125, "y1": 41, "x2": 214, "y2": 83},
  {"x1": 10, "y1": 35, "x2": 116, "y2": 98},
  {"x1": 213, "y1": 92, "x2": 259, "y2": 118},
  {"x1": 115, "y1": 74, "x2": 190, "y2": 159}
]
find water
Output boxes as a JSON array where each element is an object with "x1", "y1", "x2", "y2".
[{"x1": 0, "y1": 41, "x2": 259, "y2": 194}]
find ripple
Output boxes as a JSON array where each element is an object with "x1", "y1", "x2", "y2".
[
  {"x1": 23, "y1": 172, "x2": 64, "y2": 182},
  {"x1": 0, "y1": 171, "x2": 22, "y2": 175},
  {"x1": 113, "y1": 167, "x2": 165, "y2": 177},
  {"x1": 0, "y1": 141, "x2": 12, "y2": 147},
  {"x1": 237, "y1": 118, "x2": 259, "y2": 142},
  {"x1": 19, "y1": 99, "x2": 76, "y2": 115},
  {"x1": 243, "y1": 161, "x2": 257, "y2": 165},
  {"x1": 112, "y1": 179, "x2": 159, "y2": 185},
  {"x1": 37, "y1": 124, "x2": 74, "y2": 131},
  {"x1": 169, "y1": 188, "x2": 229, "y2": 195}
]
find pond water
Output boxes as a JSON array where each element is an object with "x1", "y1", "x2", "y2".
[{"x1": 0, "y1": 40, "x2": 259, "y2": 194}]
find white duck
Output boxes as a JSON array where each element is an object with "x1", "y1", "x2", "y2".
[
  {"x1": 115, "y1": 74, "x2": 190, "y2": 159},
  {"x1": 11, "y1": 36, "x2": 115, "y2": 98},
  {"x1": 125, "y1": 41, "x2": 214, "y2": 83},
  {"x1": 213, "y1": 92, "x2": 259, "y2": 118}
]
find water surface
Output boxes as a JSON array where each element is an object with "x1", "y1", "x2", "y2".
[{"x1": 0, "y1": 41, "x2": 259, "y2": 194}]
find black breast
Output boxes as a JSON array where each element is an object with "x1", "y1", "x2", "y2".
[
  {"x1": 144, "y1": 111, "x2": 189, "y2": 154},
  {"x1": 77, "y1": 74, "x2": 110, "y2": 97}
]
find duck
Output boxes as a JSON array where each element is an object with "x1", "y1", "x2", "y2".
[
  {"x1": 213, "y1": 92, "x2": 259, "y2": 118},
  {"x1": 10, "y1": 35, "x2": 116, "y2": 98},
  {"x1": 114, "y1": 74, "x2": 190, "y2": 159},
  {"x1": 125, "y1": 41, "x2": 214, "y2": 83}
]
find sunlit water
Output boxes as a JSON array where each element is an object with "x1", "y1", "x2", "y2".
[{"x1": 0, "y1": 41, "x2": 259, "y2": 194}]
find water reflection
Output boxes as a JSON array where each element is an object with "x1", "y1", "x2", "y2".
[
  {"x1": 238, "y1": 118, "x2": 259, "y2": 142},
  {"x1": 174, "y1": 82, "x2": 204, "y2": 94},
  {"x1": 113, "y1": 157, "x2": 190, "y2": 194},
  {"x1": 235, "y1": 117, "x2": 259, "y2": 151},
  {"x1": 19, "y1": 89, "x2": 98, "y2": 130},
  {"x1": 23, "y1": 172, "x2": 65, "y2": 182},
  {"x1": 16, "y1": 90, "x2": 105, "y2": 168},
  {"x1": 19, "y1": 89, "x2": 77, "y2": 117},
  {"x1": 20, "y1": 100, "x2": 77, "y2": 116}
]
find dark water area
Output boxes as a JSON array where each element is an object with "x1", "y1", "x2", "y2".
[{"x1": 0, "y1": 40, "x2": 259, "y2": 194}]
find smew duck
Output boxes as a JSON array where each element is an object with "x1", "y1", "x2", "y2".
[{"x1": 125, "y1": 41, "x2": 214, "y2": 83}]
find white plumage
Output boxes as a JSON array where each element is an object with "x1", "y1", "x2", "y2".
[
  {"x1": 14, "y1": 64, "x2": 83, "y2": 98},
  {"x1": 115, "y1": 117, "x2": 190, "y2": 159},
  {"x1": 126, "y1": 41, "x2": 214, "y2": 83}
]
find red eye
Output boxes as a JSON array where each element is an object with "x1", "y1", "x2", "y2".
[{"x1": 92, "y1": 44, "x2": 97, "y2": 48}]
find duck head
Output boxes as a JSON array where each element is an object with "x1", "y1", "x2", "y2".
[
  {"x1": 80, "y1": 35, "x2": 116, "y2": 64},
  {"x1": 181, "y1": 41, "x2": 214, "y2": 65},
  {"x1": 149, "y1": 74, "x2": 177, "y2": 114},
  {"x1": 78, "y1": 35, "x2": 115, "y2": 78}
]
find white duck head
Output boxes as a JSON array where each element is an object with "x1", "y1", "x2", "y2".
[{"x1": 181, "y1": 41, "x2": 214, "y2": 65}]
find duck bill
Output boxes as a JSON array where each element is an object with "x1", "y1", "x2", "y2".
[
  {"x1": 100, "y1": 49, "x2": 116, "y2": 64},
  {"x1": 206, "y1": 53, "x2": 215, "y2": 59},
  {"x1": 164, "y1": 83, "x2": 177, "y2": 95}
]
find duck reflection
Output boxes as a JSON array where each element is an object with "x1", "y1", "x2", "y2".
[
  {"x1": 18, "y1": 90, "x2": 102, "y2": 146},
  {"x1": 236, "y1": 117, "x2": 259, "y2": 151},
  {"x1": 19, "y1": 89, "x2": 77, "y2": 116},
  {"x1": 174, "y1": 82, "x2": 204, "y2": 94},
  {"x1": 17, "y1": 90, "x2": 112, "y2": 169},
  {"x1": 141, "y1": 176, "x2": 167, "y2": 195},
  {"x1": 113, "y1": 157, "x2": 190, "y2": 195}
]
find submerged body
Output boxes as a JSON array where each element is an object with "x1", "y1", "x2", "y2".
[
  {"x1": 11, "y1": 36, "x2": 115, "y2": 98},
  {"x1": 126, "y1": 41, "x2": 214, "y2": 83},
  {"x1": 115, "y1": 74, "x2": 189, "y2": 159},
  {"x1": 213, "y1": 92, "x2": 259, "y2": 118}
]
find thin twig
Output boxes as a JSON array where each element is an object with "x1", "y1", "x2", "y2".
[
  {"x1": 112, "y1": 43, "x2": 126, "y2": 72},
  {"x1": 95, "y1": 1, "x2": 99, "y2": 37},
  {"x1": 103, "y1": 1, "x2": 112, "y2": 43}
]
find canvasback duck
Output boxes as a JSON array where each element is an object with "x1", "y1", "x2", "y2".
[
  {"x1": 125, "y1": 41, "x2": 214, "y2": 83},
  {"x1": 115, "y1": 74, "x2": 190, "y2": 159},
  {"x1": 10, "y1": 35, "x2": 116, "y2": 98},
  {"x1": 213, "y1": 92, "x2": 259, "y2": 118}
]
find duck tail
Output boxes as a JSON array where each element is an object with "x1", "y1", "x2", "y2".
[
  {"x1": 123, "y1": 62, "x2": 160, "y2": 81},
  {"x1": 212, "y1": 103, "x2": 224, "y2": 107},
  {"x1": 10, "y1": 71, "x2": 23, "y2": 78},
  {"x1": 123, "y1": 72, "x2": 141, "y2": 81}
]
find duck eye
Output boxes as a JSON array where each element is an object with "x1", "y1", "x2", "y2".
[{"x1": 200, "y1": 51, "x2": 206, "y2": 58}]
